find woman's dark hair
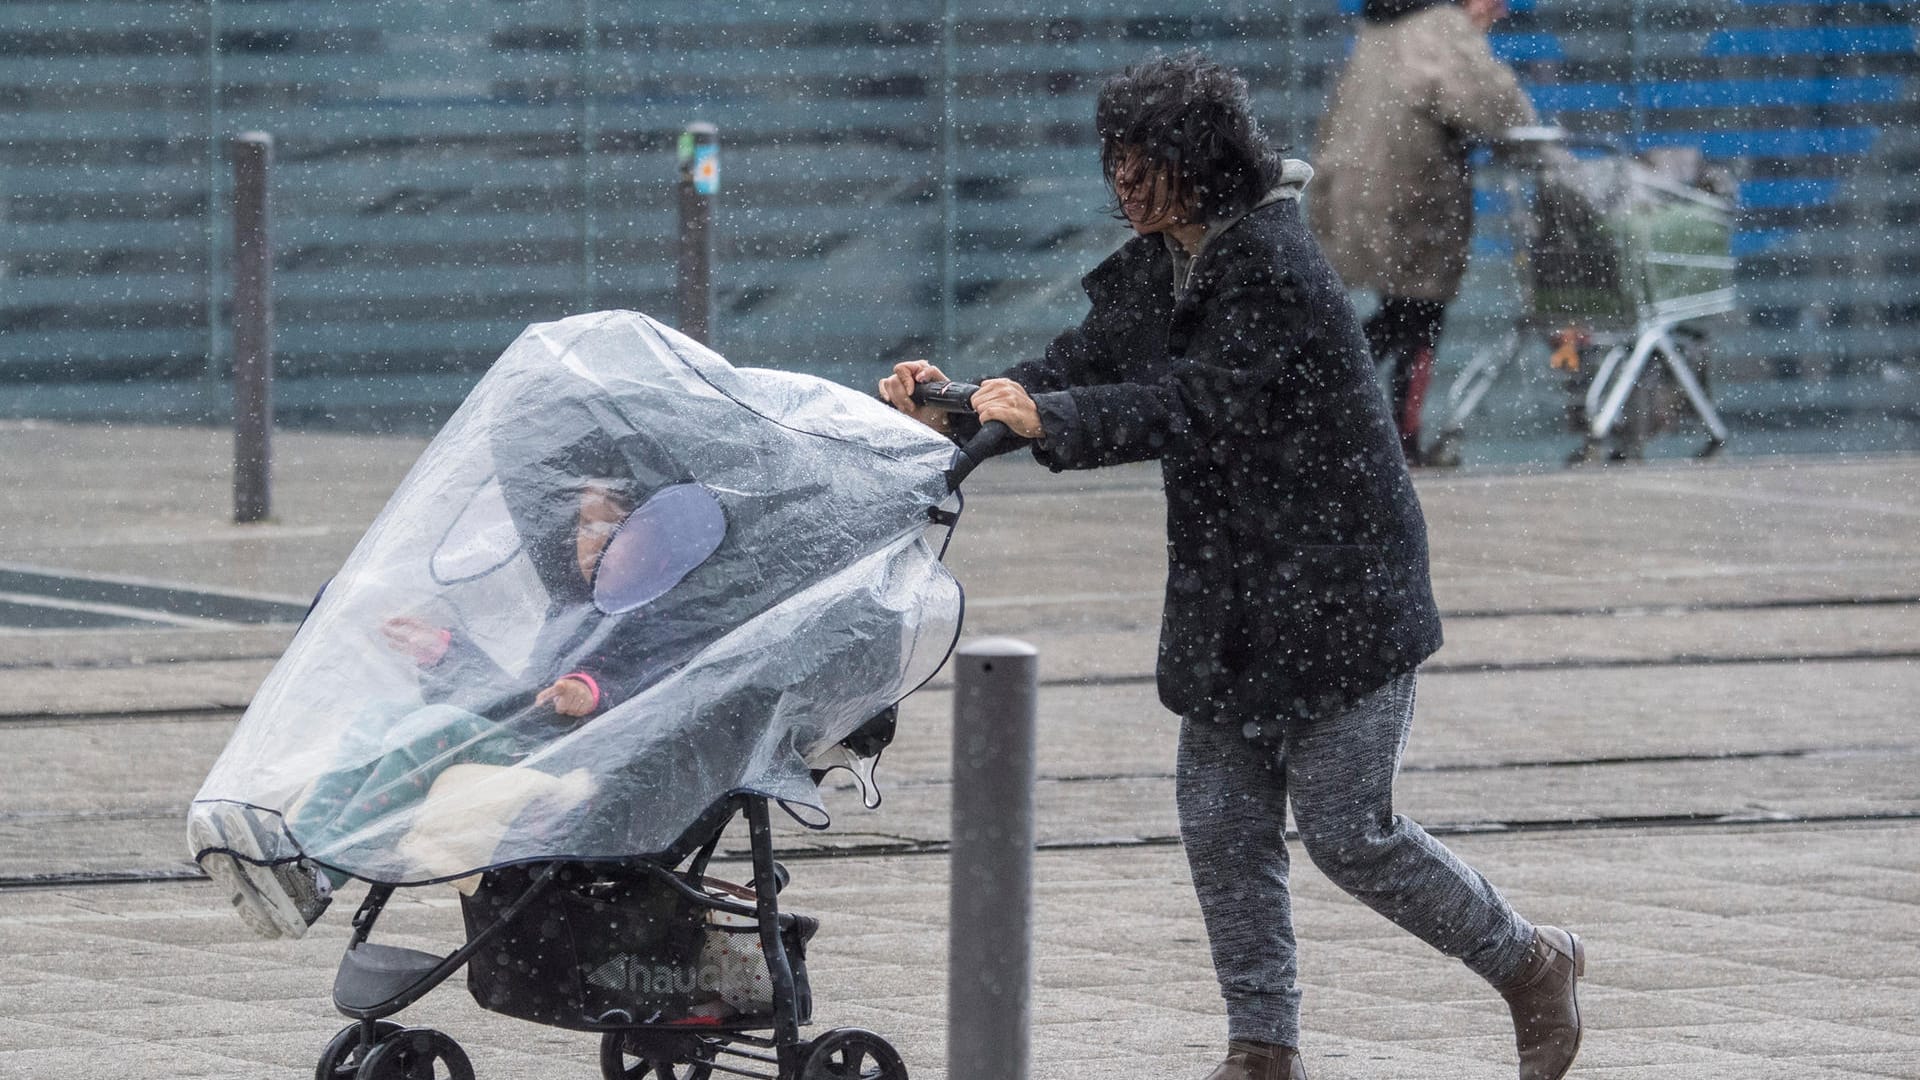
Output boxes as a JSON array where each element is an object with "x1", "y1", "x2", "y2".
[{"x1": 1096, "y1": 51, "x2": 1284, "y2": 225}]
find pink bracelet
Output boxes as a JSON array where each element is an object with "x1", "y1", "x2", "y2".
[{"x1": 562, "y1": 672, "x2": 602, "y2": 711}]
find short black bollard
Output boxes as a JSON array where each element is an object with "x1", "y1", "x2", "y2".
[
  {"x1": 231, "y1": 131, "x2": 274, "y2": 524},
  {"x1": 675, "y1": 122, "x2": 718, "y2": 345},
  {"x1": 949, "y1": 637, "x2": 1038, "y2": 1080}
]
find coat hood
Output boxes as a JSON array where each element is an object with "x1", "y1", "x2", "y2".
[
  {"x1": 1266, "y1": 157, "x2": 1316, "y2": 202},
  {"x1": 1168, "y1": 158, "x2": 1318, "y2": 300}
]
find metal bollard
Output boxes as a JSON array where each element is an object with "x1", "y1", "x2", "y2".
[
  {"x1": 949, "y1": 637, "x2": 1038, "y2": 1080},
  {"x1": 675, "y1": 122, "x2": 718, "y2": 345},
  {"x1": 231, "y1": 132, "x2": 274, "y2": 524}
]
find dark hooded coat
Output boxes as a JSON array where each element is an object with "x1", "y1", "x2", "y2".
[{"x1": 979, "y1": 198, "x2": 1443, "y2": 732}]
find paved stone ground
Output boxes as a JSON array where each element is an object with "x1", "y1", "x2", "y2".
[
  {"x1": 3, "y1": 825, "x2": 1917, "y2": 1079},
  {"x1": 1, "y1": 419, "x2": 1917, "y2": 1078}
]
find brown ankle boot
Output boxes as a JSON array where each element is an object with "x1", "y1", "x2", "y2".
[
  {"x1": 1202, "y1": 1040, "x2": 1306, "y2": 1080},
  {"x1": 1495, "y1": 926, "x2": 1586, "y2": 1080}
]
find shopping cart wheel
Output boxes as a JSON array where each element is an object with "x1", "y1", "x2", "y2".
[
  {"x1": 315, "y1": 1020, "x2": 403, "y2": 1080},
  {"x1": 1698, "y1": 435, "x2": 1725, "y2": 459},
  {"x1": 354, "y1": 1026, "x2": 473, "y2": 1079},
  {"x1": 800, "y1": 1028, "x2": 907, "y2": 1080},
  {"x1": 599, "y1": 1031, "x2": 716, "y2": 1080},
  {"x1": 1565, "y1": 439, "x2": 1600, "y2": 467}
]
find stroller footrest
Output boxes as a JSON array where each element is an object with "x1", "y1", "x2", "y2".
[{"x1": 334, "y1": 941, "x2": 453, "y2": 1015}]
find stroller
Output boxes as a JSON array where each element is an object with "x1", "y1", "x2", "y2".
[
  {"x1": 187, "y1": 311, "x2": 1011, "y2": 1079},
  {"x1": 1431, "y1": 127, "x2": 1738, "y2": 464}
]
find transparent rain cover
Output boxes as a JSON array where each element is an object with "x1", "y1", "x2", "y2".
[{"x1": 190, "y1": 311, "x2": 963, "y2": 885}]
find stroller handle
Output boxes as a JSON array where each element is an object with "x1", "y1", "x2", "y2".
[
  {"x1": 906, "y1": 380, "x2": 1016, "y2": 490},
  {"x1": 910, "y1": 379, "x2": 980, "y2": 413},
  {"x1": 948, "y1": 419, "x2": 1015, "y2": 490}
]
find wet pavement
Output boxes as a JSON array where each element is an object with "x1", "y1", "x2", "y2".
[{"x1": 1, "y1": 418, "x2": 1916, "y2": 1078}]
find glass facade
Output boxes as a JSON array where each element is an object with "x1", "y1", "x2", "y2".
[{"x1": 3, "y1": 0, "x2": 1916, "y2": 454}]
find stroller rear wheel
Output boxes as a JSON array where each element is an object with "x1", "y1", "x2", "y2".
[
  {"x1": 800, "y1": 1028, "x2": 907, "y2": 1080},
  {"x1": 316, "y1": 1020, "x2": 403, "y2": 1079},
  {"x1": 599, "y1": 1032, "x2": 717, "y2": 1080},
  {"x1": 354, "y1": 1026, "x2": 474, "y2": 1080}
]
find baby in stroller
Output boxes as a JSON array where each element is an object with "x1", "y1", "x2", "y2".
[{"x1": 192, "y1": 419, "x2": 726, "y2": 940}]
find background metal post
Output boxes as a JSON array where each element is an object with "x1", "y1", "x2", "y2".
[
  {"x1": 676, "y1": 122, "x2": 718, "y2": 345},
  {"x1": 949, "y1": 637, "x2": 1038, "y2": 1080},
  {"x1": 230, "y1": 131, "x2": 274, "y2": 524}
]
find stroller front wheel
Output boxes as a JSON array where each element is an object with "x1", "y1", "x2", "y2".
[
  {"x1": 800, "y1": 1028, "x2": 907, "y2": 1080},
  {"x1": 315, "y1": 1020, "x2": 403, "y2": 1080},
  {"x1": 355, "y1": 1027, "x2": 474, "y2": 1080}
]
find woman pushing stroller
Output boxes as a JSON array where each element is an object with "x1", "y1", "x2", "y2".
[{"x1": 880, "y1": 52, "x2": 1584, "y2": 1080}]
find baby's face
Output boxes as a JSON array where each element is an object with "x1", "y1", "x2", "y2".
[{"x1": 575, "y1": 483, "x2": 630, "y2": 584}]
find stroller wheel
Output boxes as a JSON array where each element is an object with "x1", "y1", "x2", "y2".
[
  {"x1": 598, "y1": 1031, "x2": 716, "y2": 1080},
  {"x1": 315, "y1": 1021, "x2": 403, "y2": 1080},
  {"x1": 800, "y1": 1028, "x2": 907, "y2": 1080},
  {"x1": 355, "y1": 1027, "x2": 474, "y2": 1080}
]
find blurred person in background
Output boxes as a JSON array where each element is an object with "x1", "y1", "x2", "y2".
[{"x1": 1310, "y1": 0, "x2": 1537, "y2": 466}]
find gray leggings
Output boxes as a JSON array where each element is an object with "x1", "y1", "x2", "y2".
[{"x1": 1175, "y1": 673, "x2": 1534, "y2": 1046}]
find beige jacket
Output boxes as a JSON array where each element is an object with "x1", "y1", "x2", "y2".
[{"x1": 1308, "y1": 4, "x2": 1537, "y2": 301}]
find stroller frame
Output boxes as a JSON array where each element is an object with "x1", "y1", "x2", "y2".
[
  {"x1": 316, "y1": 793, "x2": 905, "y2": 1080},
  {"x1": 1432, "y1": 128, "x2": 1736, "y2": 464}
]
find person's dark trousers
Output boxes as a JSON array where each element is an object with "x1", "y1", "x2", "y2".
[
  {"x1": 1364, "y1": 297, "x2": 1449, "y2": 463},
  {"x1": 1175, "y1": 674, "x2": 1535, "y2": 1046}
]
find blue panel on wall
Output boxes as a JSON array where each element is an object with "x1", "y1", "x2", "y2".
[
  {"x1": 1704, "y1": 26, "x2": 1916, "y2": 57},
  {"x1": 1739, "y1": 179, "x2": 1840, "y2": 210},
  {"x1": 1641, "y1": 77, "x2": 1903, "y2": 111},
  {"x1": 1489, "y1": 33, "x2": 1565, "y2": 62},
  {"x1": 1638, "y1": 127, "x2": 1880, "y2": 158},
  {"x1": 1340, "y1": 0, "x2": 1537, "y2": 10},
  {"x1": 1528, "y1": 82, "x2": 1629, "y2": 113},
  {"x1": 1732, "y1": 229, "x2": 1799, "y2": 257}
]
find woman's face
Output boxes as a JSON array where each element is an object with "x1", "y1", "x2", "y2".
[{"x1": 1112, "y1": 149, "x2": 1186, "y2": 237}]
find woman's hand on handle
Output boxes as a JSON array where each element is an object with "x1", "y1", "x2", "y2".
[
  {"x1": 877, "y1": 360, "x2": 955, "y2": 434},
  {"x1": 971, "y1": 378, "x2": 1044, "y2": 439}
]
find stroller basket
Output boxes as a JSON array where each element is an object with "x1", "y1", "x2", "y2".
[{"x1": 462, "y1": 862, "x2": 815, "y2": 1032}]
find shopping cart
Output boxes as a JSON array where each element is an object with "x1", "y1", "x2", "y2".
[{"x1": 1430, "y1": 127, "x2": 1737, "y2": 464}]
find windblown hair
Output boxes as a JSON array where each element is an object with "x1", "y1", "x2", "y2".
[{"x1": 1095, "y1": 51, "x2": 1285, "y2": 225}]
